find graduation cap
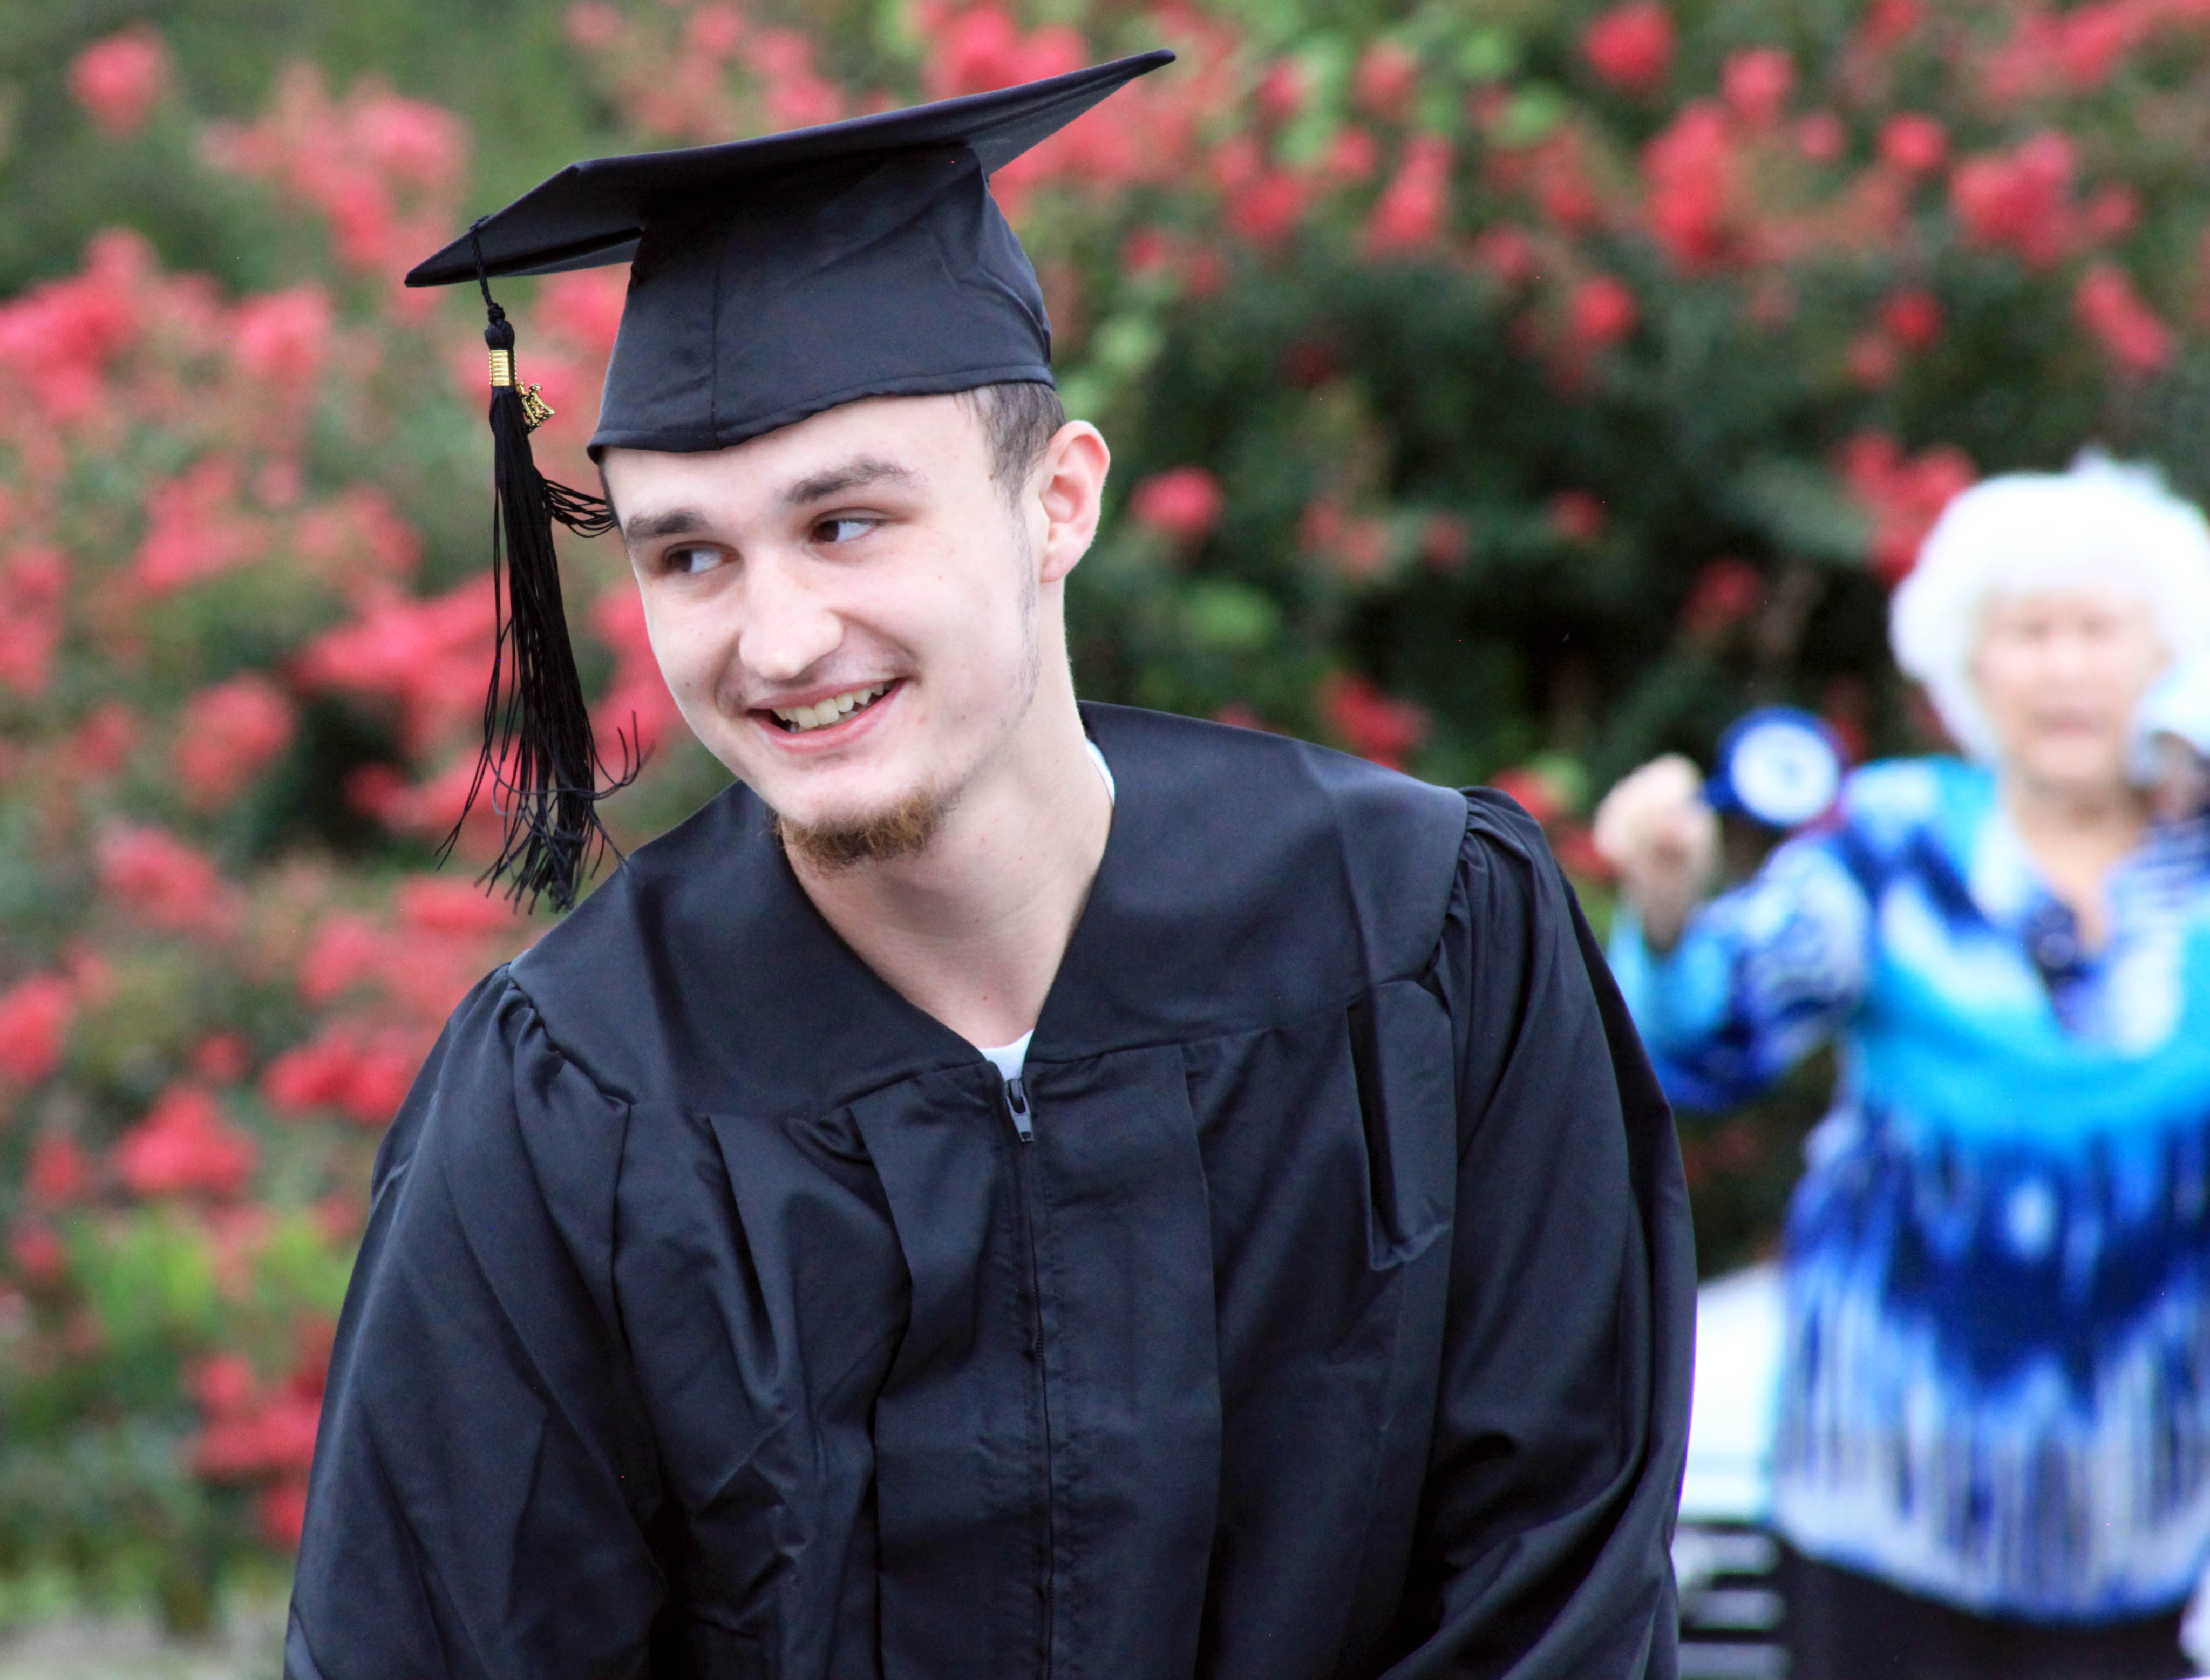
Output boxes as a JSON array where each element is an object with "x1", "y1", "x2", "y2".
[{"x1": 407, "y1": 48, "x2": 1174, "y2": 909}]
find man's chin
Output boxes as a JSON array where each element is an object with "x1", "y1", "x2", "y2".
[{"x1": 774, "y1": 784, "x2": 953, "y2": 872}]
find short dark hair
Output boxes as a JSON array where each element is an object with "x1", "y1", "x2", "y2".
[
  {"x1": 597, "y1": 382, "x2": 1067, "y2": 518},
  {"x1": 957, "y1": 380, "x2": 1067, "y2": 501}
]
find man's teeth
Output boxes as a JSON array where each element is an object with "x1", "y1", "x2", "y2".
[{"x1": 770, "y1": 682, "x2": 889, "y2": 733}]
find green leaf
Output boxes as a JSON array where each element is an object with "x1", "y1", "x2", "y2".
[
  {"x1": 1179, "y1": 580, "x2": 1283, "y2": 651},
  {"x1": 1492, "y1": 84, "x2": 1567, "y2": 147},
  {"x1": 1455, "y1": 27, "x2": 1519, "y2": 82},
  {"x1": 1728, "y1": 458, "x2": 1874, "y2": 567}
]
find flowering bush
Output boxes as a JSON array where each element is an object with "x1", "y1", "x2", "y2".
[{"x1": 6, "y1": 0, "x2": 2210, "y2": 1620}]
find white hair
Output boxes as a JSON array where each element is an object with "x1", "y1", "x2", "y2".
[{"x1": 1887, "y1": 450, "x2": 2210, "y2": 761}]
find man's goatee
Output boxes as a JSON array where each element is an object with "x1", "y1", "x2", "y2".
[{"x1": 776, "y1": 786, "x2": 950, "y2": 869}]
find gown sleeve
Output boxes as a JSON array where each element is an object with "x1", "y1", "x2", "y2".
[
  {"x1": 283, "y1": 970, "x2": 667, "y2": 1680},
  {"x1": 1381, "y1": 791, "x2": 1696, "y2": 1679},
  {"x1": 1606, "y1": 825, "x2": 1873, "y2": 1110}
]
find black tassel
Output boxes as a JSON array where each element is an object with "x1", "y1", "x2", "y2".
[{"x1": 448, "y1": 228, "x2": 638, "y2": 912}]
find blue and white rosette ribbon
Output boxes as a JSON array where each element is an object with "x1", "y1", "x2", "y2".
[{"x1": 1705, "y1": 705, "x2": 1847, "y2": 831}]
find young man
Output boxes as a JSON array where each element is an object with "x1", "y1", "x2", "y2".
[{"x1": 286, "y1": 53, "x2": 1693, "y2": 1680}]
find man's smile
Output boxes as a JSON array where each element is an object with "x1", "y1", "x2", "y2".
[{"x1": 766, "y1": 681, "x2": 895, "y2": 733}]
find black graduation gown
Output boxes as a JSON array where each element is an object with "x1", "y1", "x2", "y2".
[{"x1": 284, "y1": 702, "x2": 1694, "y2": 1680}]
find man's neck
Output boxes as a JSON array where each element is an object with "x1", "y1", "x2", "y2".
[{"x1": 787, "y1": 693, "x2": 1112, "y2": 1049}]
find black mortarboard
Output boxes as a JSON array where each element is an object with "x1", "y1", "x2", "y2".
[{"x1": 406, "y1": 49, "x2": 1172, "y2": 909}]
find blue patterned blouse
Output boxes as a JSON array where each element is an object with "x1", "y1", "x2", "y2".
[{"x1": 1611, "y1": 756, "x2": 2210, "y2": 1620}]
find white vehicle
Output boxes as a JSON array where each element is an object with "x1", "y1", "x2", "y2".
[{"x1": 1676, "y1": 1266, "x2": 1785, "y2": 1680}]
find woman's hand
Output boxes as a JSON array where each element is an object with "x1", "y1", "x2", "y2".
[{"x1": 1593, "y1": 756, "x2": 1719, "y2": 953}]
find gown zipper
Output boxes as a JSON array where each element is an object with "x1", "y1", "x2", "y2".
[{"x1": 1002, "y1": 1072, "x2": 1054, "y2": 1675}]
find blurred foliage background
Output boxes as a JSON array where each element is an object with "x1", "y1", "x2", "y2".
[{"x1": 3, "y1": 0, "x2": 2209, "y2": 1636}]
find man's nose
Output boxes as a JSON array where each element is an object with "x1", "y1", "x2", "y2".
[{"x1": 736, "y1": 551, "x2": 845, "y2": 685}]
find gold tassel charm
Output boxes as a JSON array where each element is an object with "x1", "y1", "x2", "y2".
[{"x1": 488, "y1": 346, "x2": 556, "y2": 432}]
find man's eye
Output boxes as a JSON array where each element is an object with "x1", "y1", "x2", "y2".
[
  {"x1": 665, "y1": 546, "x2": 724, "y2": 575},
  {"x1": 815, "y1": 516, "x2": 877, "y2": 545}
]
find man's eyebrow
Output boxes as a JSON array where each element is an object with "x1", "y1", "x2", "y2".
[
  {"x1": 622, "y1": 507, "x2": 709, "y2": 543},
  {"x1": 782, "y1": 457, "x2": 921, "y2": 508}
]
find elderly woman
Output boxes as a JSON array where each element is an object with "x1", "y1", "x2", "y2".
[{"x1": 1596, "y1": 454, "x2": 2210, "y2": 1680}]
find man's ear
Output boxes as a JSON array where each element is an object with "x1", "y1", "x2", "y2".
[{"x1": 1034, "y1": 421, "x2": 1110, "y2": 586}]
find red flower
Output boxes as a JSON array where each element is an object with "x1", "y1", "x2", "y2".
[
  {"x1": 191, "y1": 1353, "x2": 259, "y2": 1418},
  {"x1": 1516, "y1": 133, "x2": 1602, "y2": 230},
  {"x1": 1582, "y1": 1, "x2": 1675, "y2": 92},
  {"x1": 1255, "y1": 59, "x2": 1309, "y2": 125},
  {"x1": 1880, "y1": 287, "x2": 1942, "y2": 349},
  {"x1": 231, "y1": 287, "x2": 331, "y2": 386},
  {"x1": 0, "y1": 975, "x2": 73, "y2": 1085},
  {"x1": 1228, "y1": 171, "x2": 1316, "y2": 246},
  {"x1": 1838, "y1": 433, "x2": 1976, "y2": 584},
  {"x1": 0, "y1": 230, "x2": 144, "y2": 421},
  {"x1": 258, "y1": 1480, "x2": 310, "y2": 1550},
  {"x1": 176, "y1": 675, "x2": 296, "y2": 807},
  {"x1": 193, "y1": 1387, "x2": 319, "y2": 1479},
  {"x1": 924, "y1": 5, "x2": 1079, "y2": 99},
  {"x1": 191, "y1": 1033, "x2": 253, "y2": 1084},
  {"x1": 1321, "y1": 674, "x2": 1427, "y2": 770},
  {"x1": 11, "y1": 1226, "x2": 65, "y2": 1285},
  {"x1": 536, "y1": 267, "x2": 629, "y2": 363},
  {"x1": 1551, "y1": 821, "x2": 1615, "y2": 882},
  {"x1": 71, "y1": 703, "x2": 139, "y2": 778},
  {"x1": 1848, "y1": 331, "x2": 1899, "y2": 388},
  {"x1": 1567, "y1": 275, "x2": 1639, "y2": 352},
  {"x1": 395, "y1": 877, "x2": 521, "y2": 938},
  {"x1": 1488, "y1": 765, "x2": 1569, "y2": 826},
  {"x1": 1858, "y1": 0, "x2": 1925, "y2": 55},
  {"x1": 97, "y1": 825, "x2": 239, "y2": 937},
  {"x1": 685, "y1": 3, "x2": 744, "y2": 59},
  {"x1": 68, "y1": 26, "x2": 168, "y2": 137},
  {"x1": 1472, "y1": 226, "x2": 1538, "y2": 288},
  {"x1": 1950, "y1": 133, "x2": 2077, "y2": 268},
  {"x1": 135, "y1": 456, "x2": 266, "y2": 594},
  {"x1": 1131, "y1": 467, "x2": 1226, "y2": 542},
  {"x1": 352, "y1": 89, "x2": 466, "y2": 193},
  {"x1": 0, "y1": 545, "x2": 65, "y2": 698},
  {"x1": 2075, "y1": 263, "x2": 2172, "y2": 375},
  {"x1": 261, "y1": 1031, "x2": 357, "y2": 1117},
  {"x1": 565, "y1": 2, "x2": 622, "y2": 49},
  {"x1": 293, "y1": 488, "x2": 423, "y2": 600},
  {"x1": 295, "y1": 582, "x2": 493, "y2": 754},
  {"x1": 1642, "y1": 103, "x2": 1743, "y2": 269},
  {"x1": 203, "y1": 70, "x2": 467, "y2": 276},
  {"x1": 1324, "y1": 126, "x2": 1380, "y2": 184},
  {"x1": 1352, "y1": 41, "x2": 1420, "y2": 122},
  {"x1": 1121, "y1": 228, "x2": 1174, "y2": 277},
  {"x1": 263, "y1": 1023, "x2": 424, "y2": 1128},
  {"x1": 1362, "y1": 136, "x2": 1452, "y2": 255},
  {"x1": 1683, "y1": 557, "x2": 1766, "y2": 633},
  {"x1": 1420, "y1": 514, "x2": 1472, "y2": 572},
  {"x1": 1878, "y1": 114, "x2": 1947, "y2": 174},
  {"x1": 2082, "y1": 184, "x2": 2140, "y2": 244},
  {"x1": 1721, "y1": 48, "x2": 1794, "y2": 130},
  {"x1": 1548, "y1": 491, "x2": 1609, "y2": 542},
  {"x1": 2056, "y1": 0, "x2": 2153, "y2": 89},
  {"x1": 339, "y1": 1039, "x2": 419, "y2": 1128},
  {"x1": 113, "y1": 1084, "x2": 257, "y2": 1200},
  {"x1": 26, "y1": 1136, "x2": 91, "y2": 1206},
  {"x1": 1794, "y1": 112, "x2": 1846, "y2": 164}
]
